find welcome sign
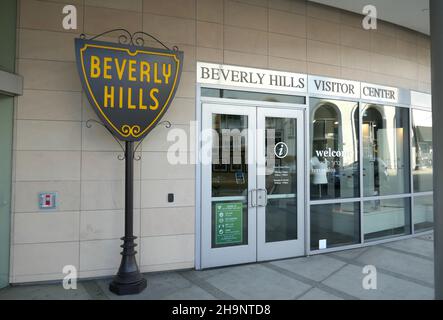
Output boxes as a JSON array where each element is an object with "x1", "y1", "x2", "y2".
[{"x1": 75, "y1": 38, "x2": 184, "y2": 141}]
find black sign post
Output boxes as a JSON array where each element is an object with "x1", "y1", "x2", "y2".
[
  {"x1": 109, "y1": 140, "x2": 146, "y2": 294},
  {"x1": 75, "y1": 30, "x2": 183, "y2": 295}
]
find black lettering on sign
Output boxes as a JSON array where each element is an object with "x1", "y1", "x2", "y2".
[
  {"x1": 363, "y1": 86, "x2": 396, "y2": 101},
  {"x1": 314, "y1": 79, "x2": 356, "y2": 95},
  {"x1": 201, "y1": 66, "x2": 210, "y2": 79}
]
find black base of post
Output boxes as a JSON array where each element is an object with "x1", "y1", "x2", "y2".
[
  {"x1": 109, "y1": 280, "x2": 147, "y2": 296},
  {"x1": 109, "y1": 141, "x2": 147, "y2": 296},
  {"x1": 109, "y1": 237, "x2": 147, "y2": 295},
  {"x1": 110, "y1": 275, "x2": 147, "y2": 296},
  {"x1": 109, "y1": 276, "x2": 147, "y2": 295}
]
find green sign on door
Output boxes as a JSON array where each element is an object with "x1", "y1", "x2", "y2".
[{"x1": 215, "y1": 202, "x2": 243, "y2": 245}]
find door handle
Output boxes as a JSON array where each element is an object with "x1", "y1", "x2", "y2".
[
  {"x1": 250, "y1": 189, "x2": 257, "y2": 208},
  {"x1": 257, "y1": 188, "x2": 268, "y2": 207}
]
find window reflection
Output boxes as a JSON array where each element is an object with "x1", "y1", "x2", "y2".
[
  {"x1": 364, "y1": 198, "x2": 411, "y2": 241},
  {"x1": 362, "y1": 105, "x2": 410, "y2": 196},
  {"x1": 412, "y1": 110, "x2": 433, "y2": 192},
  {"x1": 201, "y1": 88, "x2": 306, "y2": 104},
  {"x1": 310, "y1": 202, "x2": 360, "y2": 250},
  {"x1": 212, "y1": 114, "x2": 248, "y2": 198},
  {"x1": 414, "y1": 195, "x2": 433, "y2": 232},
  {"x1": 310, "y1": 99, "x2": 359, "y2": 200},
  {"x1": 211, "y1": 114, "x2": 249, "y2": 248},
  {"x1": 265, "y1": 117, "x2": 298, "y2": 243}
]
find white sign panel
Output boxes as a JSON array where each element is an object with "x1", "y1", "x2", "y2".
[
  {"x1": 197, "y1": 62, "x2": 307, "y2": 93},
  {"x1": 361, "y1": 82, "x2": 399, "y2": 103},
  {"x1": 308, "y1": 76, "x2": 360, "y2": 99}
]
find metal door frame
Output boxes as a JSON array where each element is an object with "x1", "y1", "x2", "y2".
[
  {"x1": 256, "y1": 107, "x2": 305, "y2": 261},
  {"x1": 201, "y1": 103, "x2": 258, "y2": 269},
  {"x1": 199, "y1": 101, "x2": 307, "y2": 269}
]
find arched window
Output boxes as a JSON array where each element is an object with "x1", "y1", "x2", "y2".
[
  {"x1": 362, "y1": 104, "x2": 410, "y2": 197},
  {"x1": 310, "y1": 99, "x2": 359, "y2": 200}
]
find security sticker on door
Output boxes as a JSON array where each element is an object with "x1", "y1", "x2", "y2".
[{"x1": 215, "y1": 202, "x2": 243, "y2": 245}]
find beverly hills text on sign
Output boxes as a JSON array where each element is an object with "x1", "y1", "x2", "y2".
[{"x1": 197, "y1": 62, "x2": 307, "y2": 93}]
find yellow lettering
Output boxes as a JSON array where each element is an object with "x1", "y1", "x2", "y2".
[
  {"x1": 119, "y1": 87, "x2": 123, "y2": 109},
  {"x1": 104, "y1": 85, "x2": 114, "y2": 108},
  {"x1": 103, "y1": 57, "x2": 112, "y2": 80},
  {"x1": 128, "y1": 60, "x2": 137, "y2": 81},
  {"x1": 115, "y1": 59, "x2": 127, "y2": 81},
  {"x1": 90, "y1": 56, "x2": 101, "y2": 78},
  {"x1": 149, "y1": 88, "x2": 159, "y2": 110},
  {"x1": 140, "y1": 61, "x2": 151, "y2": 82},
  {"x1": 154, "y1": 63, "x2": 162, "y2": 84},
  {"x1": 128, "y1": 87, "x2": 136, "y2": 109},
  {"x1": 162, "y1": 64, "x2": 172, "y2": 84},
  {"x1": 139, "y1": 88, "x2": 147, "y2": 110}
]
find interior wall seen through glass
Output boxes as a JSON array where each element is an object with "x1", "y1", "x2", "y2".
[
  {"x1": 364, "y1": 197, "x2": 411, "y2": 241},
  {"x1": 310, "y1": 98, "x2": 359, "y2": 201},
  {"x1": 362, "y1": 105, "x2": 410, "y2": 197}
]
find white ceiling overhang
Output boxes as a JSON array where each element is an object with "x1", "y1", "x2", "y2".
[{"x1": 309, "y1": 0, "x2": 430, "y2": 35}]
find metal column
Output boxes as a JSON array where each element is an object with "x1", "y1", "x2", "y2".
[{"x1": 430, "y1": 0, "x2": 443, "y2": 300}]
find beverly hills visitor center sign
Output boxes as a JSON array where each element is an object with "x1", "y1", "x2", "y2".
[{"x1": 197, "y1": 62, "x2": 399, "y2": 104}]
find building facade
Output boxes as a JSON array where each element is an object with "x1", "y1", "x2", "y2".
[{"x1": 0, "y1": 0, "x2": 433, "y2": 285}]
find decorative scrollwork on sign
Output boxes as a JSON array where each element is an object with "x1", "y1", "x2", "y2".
[
  {"x1": 85, "y1": 119, "x2": 126, "y2": 160},
  {"x1": 133, "y1": 153, "x2": 142, "y2": 161},
  {"x1": 79, "y1": 29, "x2": 176, "y2": 51},
  {"x1": 121, "y1": 125, "x2": 141, "y2": 137},
  {"x1": 158, "y1": 120, "x2": 172, "y2": 129},
  {"x1": 132, "y1": 120, "x2": 173, "y2": 161},
  {"x1": 85, "y1": 119, "x2": 106, "y2": 129}
]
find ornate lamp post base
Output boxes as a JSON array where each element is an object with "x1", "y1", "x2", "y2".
[
  {"x1": 109, "y1": 236, "x2": 147, "y2": 295},
  {"x1": 109, "y1": 274, "x2": 147, "y2": 296}
]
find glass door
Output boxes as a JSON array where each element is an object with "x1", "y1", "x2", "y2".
[
  {"x1": 200, "y1": 104, "x2": 305, "y2": 269},
  {"x1": 257, "y1": 108, "x2": 305, "y2": 261},
  {"x1": 201, "y1": 104, "x2": 257, "y2": 268}
]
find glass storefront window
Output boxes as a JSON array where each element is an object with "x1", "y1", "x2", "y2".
[
  {"x1": 412, "y1": 110, "x2": 433, "y2": 192},
  {"x1": 310, "y1": 202, "x2": 360, "y2": 250},
  {"x1": 310, "y1": 98, "x2": 359, "y2": 200},
  {"x1": 364, "y1": 197, "x2": 411, "y2": 241},
  {"x1": 362, "y1": 105, "x2": 410, "y2": 197},
  {"x1": 414, "y1": 195, "x2": 433, "y2": 233}
]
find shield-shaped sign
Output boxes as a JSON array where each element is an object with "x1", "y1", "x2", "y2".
[{"x1": 75, "y1": 38, "x2": 183, "y2": 141}]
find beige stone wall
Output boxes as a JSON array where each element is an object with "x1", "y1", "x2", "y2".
[{"x1": 11, "y1": 0, "x2": 431, "y2": 283}]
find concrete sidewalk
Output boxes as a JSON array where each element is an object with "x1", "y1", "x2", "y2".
[{"x1": 0, "y1": 234, "x2": 435, "y2": 300}]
